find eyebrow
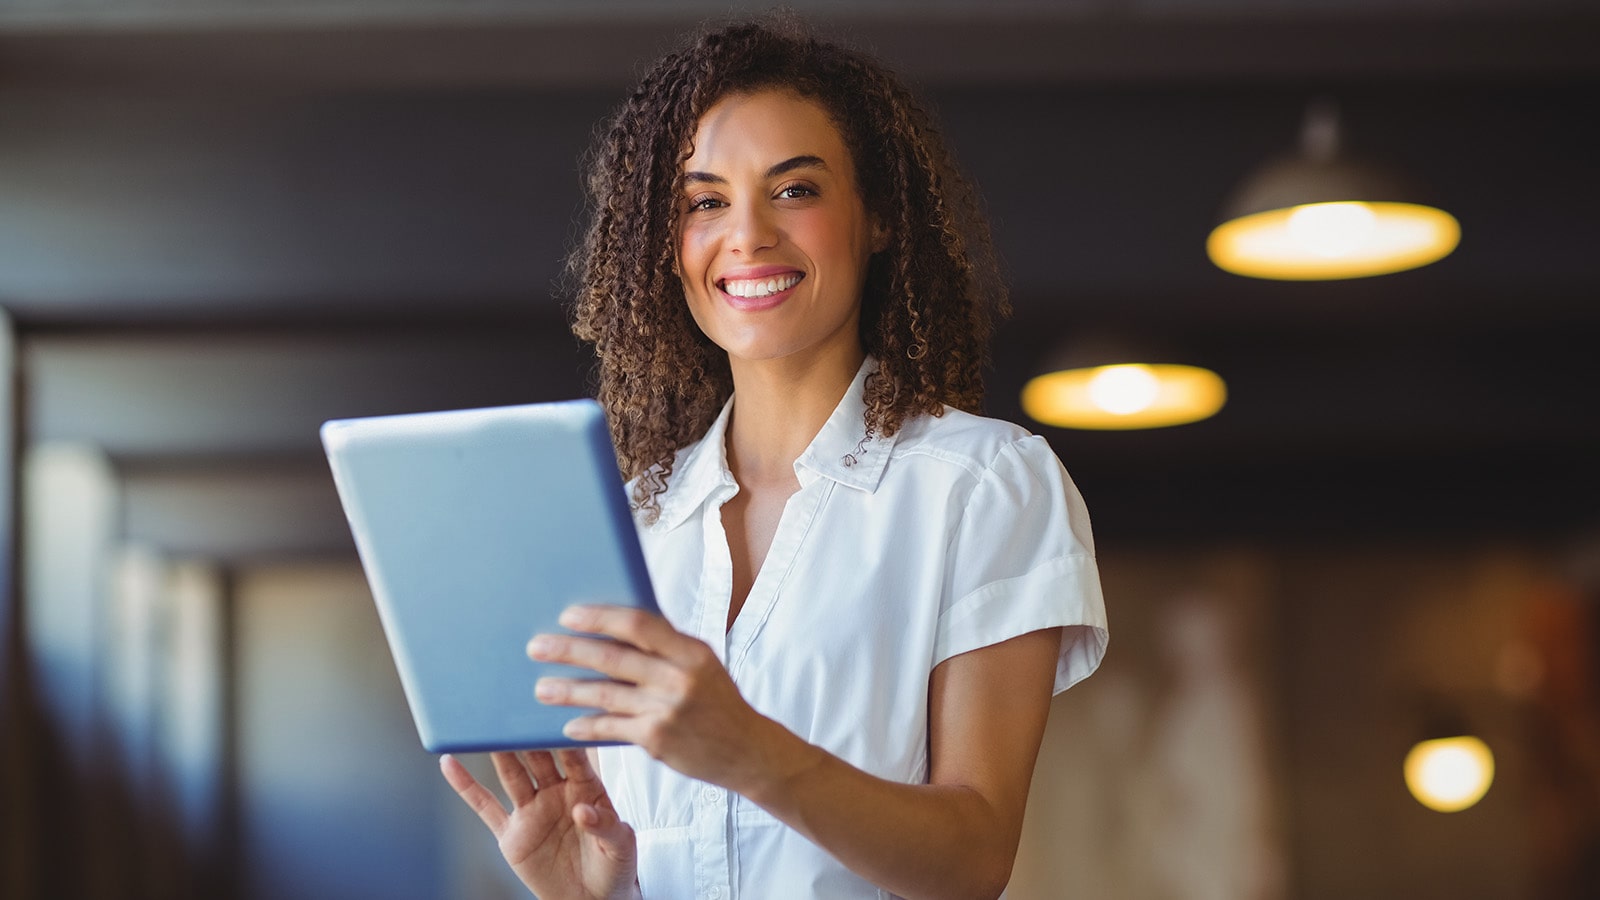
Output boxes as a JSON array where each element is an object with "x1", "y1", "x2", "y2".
[{"x1": 682, "y1": 154, "x2": 830, "y2": 187}]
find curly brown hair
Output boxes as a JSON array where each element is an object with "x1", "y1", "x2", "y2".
[{"x1": 568, "y1": 18, "x2": 1008, "y2": 517}]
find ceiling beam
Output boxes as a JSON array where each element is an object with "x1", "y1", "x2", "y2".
[{"x1": 2, "y1": 14, "x2": 1598, "y2": 90}]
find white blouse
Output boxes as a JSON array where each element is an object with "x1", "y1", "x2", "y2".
[{"x1": 595, "y1": 358, "x2": 1108, "y2": 900}]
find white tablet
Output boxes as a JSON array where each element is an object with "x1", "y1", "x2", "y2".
[{"x1": 321, "y1": 400, "x2": 659, "y2": 753}]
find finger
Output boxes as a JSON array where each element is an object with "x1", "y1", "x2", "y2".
[
  {"x1": 528, "y1": 633, "x2": 664, "y2": 685},
  {"x1": 521, "y1": 749, "x2": 563, "y2": 788},
  {"x1": 554, "y1": 747, "x2": 602, "y2": 787},
  {"x1": 558, "y1": 605, "x2": 700, "y2": 665},
  {"x1": 535, "y1": 677, "x2": 648, "y2": 715},
  {"x1": 490, "y1": 750, "x2": 538, "y2": 807},
  {"x1": 441, "y1": 754, "x2": 509, "y2": 836},
  {"x1": 571, "y1": 802, "x2": 636, "y2": 864},
  {"x1": 562, "y1": 714, "x2": 638, "y2": 746}
]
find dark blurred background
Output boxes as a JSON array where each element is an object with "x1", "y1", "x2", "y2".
[{"x1": 2, "y1": 1, "x2": 1598, "y2": 898}]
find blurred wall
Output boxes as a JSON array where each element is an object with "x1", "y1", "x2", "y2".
[
  {"x1": 1011, "y1": 540, "x2": 1593, "y2": 900},
  {"x1": 232, "y1": 563, "x2": 445, "y2": 900},
  {"x1": 1014, "y1": 546, "x2": 1285, "y2": 900},
  {"x1": 0, "y1": 311, "x2": 26, "y2": 899}
]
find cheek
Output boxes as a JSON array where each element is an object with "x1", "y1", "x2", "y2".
[
  {"x1": 808, "y1": 215, "x2": 872, "y2": 276},
  {"x1": 676, "y1": 229, "x2": 714, "y2": 326},
  {"x1": 678, "y1": 223, "x2": 715, "y2": 278}
]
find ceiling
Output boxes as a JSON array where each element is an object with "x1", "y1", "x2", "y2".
[{"x1": 4, "y1": 0, "x2": 1598, "y2": 559}]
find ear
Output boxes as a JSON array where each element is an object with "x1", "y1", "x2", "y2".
[{"x1": 869, "y1": 216, "x2": 891, "y2": 254}]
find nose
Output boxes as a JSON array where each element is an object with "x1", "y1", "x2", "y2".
[{"x1": 728, "y1": 199, "x2": 779, "y2": 254}]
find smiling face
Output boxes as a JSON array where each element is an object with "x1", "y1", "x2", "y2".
[{"x1": 676, "y1": 89, "x2": 886, "y2": 370}]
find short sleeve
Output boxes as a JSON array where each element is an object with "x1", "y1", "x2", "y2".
[{"x1": 933, "y1": 435, "x2": 1108, "y2": 694}]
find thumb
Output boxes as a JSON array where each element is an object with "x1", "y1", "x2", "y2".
[{"x1": 572, "y1": 802, "x2": 636, "y2": 859}]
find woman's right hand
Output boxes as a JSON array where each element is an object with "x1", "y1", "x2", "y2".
[{"x1": 441, "y1": 748, "x2": 640, "y2": 900}]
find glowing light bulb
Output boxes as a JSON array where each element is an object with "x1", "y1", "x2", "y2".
[
  {"x1": 1021, "y1": 364, "x2": 1226, "y2": 430},
  {"x1": 1087, "y1": 365, "x2": 1160, "y2": 415},
  {"x1": 1287, "y1": 201, "x2": 1377, "y2": 258},
  {"x1": 1404, "y1": 735, "x2": 1494, "y2": 813}
]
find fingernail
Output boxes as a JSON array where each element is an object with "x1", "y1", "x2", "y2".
[
  {"x1": 558, "y1": 606, "x2": 586, "y2": 628},
  {"x1": 534, "y1": 679, "x2": 557, "y2": 700},
  {"x1": 527, "y1": 635, "x2": 553, "y2": 657},
  {"x1": 562, "y1": 720, "x2": 582, "y2": 738}
]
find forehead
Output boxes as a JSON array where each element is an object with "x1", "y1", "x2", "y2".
[{"x1": 683, "y1": 89, "x2": 851, "y2": 172}]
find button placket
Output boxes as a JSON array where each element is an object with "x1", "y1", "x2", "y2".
[
  {"x1": 725, "y1": 479, "x2": 832, "y2": 679},
  {"x1": 697, "y1": 482, "x2": 739, "y2": 660}
]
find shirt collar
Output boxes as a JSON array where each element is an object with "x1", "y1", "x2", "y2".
[
  {"x1": 794, "y1": 356, "x2": 897, "y2": 494},
  {"x1": 651, "y1": 397, "x2": 737, "y2": 533},
  {"x1": 649, "y1": 356, "x2": 898, "y2": 533}
]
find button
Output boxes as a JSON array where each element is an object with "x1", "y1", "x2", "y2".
[
  {"x1": 700, "y1": 786, "x2": 720, "y2": 804},
  {"x1": 706, "y1": 888, "x2": 724, "y2": 900}
]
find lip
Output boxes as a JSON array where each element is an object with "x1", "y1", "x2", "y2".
[
  {"x1": 716, "y1": 268, "x2": 805, "y2": 312},
  {"x1": 718, "y1": 264, "x2": 803, "y2": 281}
]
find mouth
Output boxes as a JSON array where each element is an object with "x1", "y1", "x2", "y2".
[{"x1": 717, "y1": 272, "x2": 804, "y2": 302}]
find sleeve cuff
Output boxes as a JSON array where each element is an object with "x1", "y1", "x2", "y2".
[{"x1": 933, "y1": 553, "x2": 1108, "y2": 694}]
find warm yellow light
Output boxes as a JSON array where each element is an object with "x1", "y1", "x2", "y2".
[
  {"x1": 1086, "y1": 364, "x2": 1161, "y2": 415},
  {"x1": 1287, "y1": 201, "x2": 1377, "y2": 257},
  {"x1": 1404, "y1": 735, "x2": 1494, "y2": 813},
  {"x1": 1208, "y1": 201, "x2": 1460, "y2": 280},
  {"x1": 1022, "y1": 364, "x2": 1226, "y2": 430}
]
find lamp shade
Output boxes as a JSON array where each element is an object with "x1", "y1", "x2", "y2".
[
  {"x1": 1208, "y1": 100, "x2": 1460, "y2": 280},
  {"x1": 1021, "y1": 337, "x2": 1226, "y2": 430}
]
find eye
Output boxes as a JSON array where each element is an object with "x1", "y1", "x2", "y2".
[
  {"x1": 776, "y1": 184, "x2": 818, "y2": 200},
  {"x1": 686, "y1": 195, "x2": 724, "y2": 212}
]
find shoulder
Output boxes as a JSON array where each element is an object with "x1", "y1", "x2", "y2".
[
  {"x1": 889, "y1": 406, "x2": 1055, "y2": 481},
  {"x1": 899, "y1": 409, "x2": 1099, "y2": 566}
]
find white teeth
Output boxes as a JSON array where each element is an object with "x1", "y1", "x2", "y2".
[{"x1": 722, "y1": 273, "x2": 801, "y2": 299}]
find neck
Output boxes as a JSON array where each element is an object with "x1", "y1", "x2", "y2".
[{"x1": 724, "y1": 344, "x2": 865, "y2": 484}]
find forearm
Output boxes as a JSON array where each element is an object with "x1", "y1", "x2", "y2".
[{"x1": 734, "y1": 716, "x2": 1017, "y2": 900}]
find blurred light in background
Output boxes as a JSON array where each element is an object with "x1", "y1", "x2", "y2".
[
  {"x1": 1405, "y1": 734, "x2": 1495, "y2": 813},
  {"x1": 1210, "y1": 201, "x2": 1460, "y2": 280},
  {"x1": 1209, "y1": 99, "x2": 1460, "y2": 280},
  {"x1": 1022, "y1": 362, "x2": 1227, "y2": 430}
]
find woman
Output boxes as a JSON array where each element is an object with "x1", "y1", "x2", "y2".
[{"x1": 441, "y1": 21, "x2": 1107, "y2": 900}]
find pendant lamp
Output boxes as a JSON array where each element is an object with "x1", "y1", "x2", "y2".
[
  {"x1": 1403, "y1": 708, "x2": 1494, "y2": 813},
  {"x1": 1021, "y1": 336, "x2": 1226, "y2": 431},
  {"x1": 1208, "y1": 99, "x2": 1460, "y2": 280}
]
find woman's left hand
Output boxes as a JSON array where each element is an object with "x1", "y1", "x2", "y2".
[{"x1": 529, "y1": 605, "x2": 789, "y2": 792}]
